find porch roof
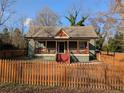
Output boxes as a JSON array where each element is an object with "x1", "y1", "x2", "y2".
[{"x1": 26, "y1": 26, "x2": 98, "y2": 39}]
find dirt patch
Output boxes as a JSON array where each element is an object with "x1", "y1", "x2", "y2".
[{"x1": 0, "y1": 84, "x2": 123, "y2": 93}]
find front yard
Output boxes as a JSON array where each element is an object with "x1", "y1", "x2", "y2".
[{"x1": 0, "y1": 84, "x2": 123, "y2": 93}]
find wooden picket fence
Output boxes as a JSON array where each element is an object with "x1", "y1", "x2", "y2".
[
  {"x1": 0, "y1": 60, "x2": 124, "y2": 90},
  {"x1": 96, "y1": 52, "x2": 124, "y2": 65}
]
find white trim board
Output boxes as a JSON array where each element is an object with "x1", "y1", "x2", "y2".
[
  {"x1": 70, "y1": 54, "x2": 89, "y2": 56},
  {"x1": 35, "y1": 54, "x2": 89, "y2": 57},
  {"x1": 35, "y1": 54, "x2": 56, "y2": 57}
]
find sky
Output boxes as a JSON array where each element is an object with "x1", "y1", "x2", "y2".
[{"x1": 13, "y1": 0, "x2": 110, "y2": 26}]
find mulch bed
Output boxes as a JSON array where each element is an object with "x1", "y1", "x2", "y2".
[{"x1": 0, "y1": 84, "x2": 123, "y2": 93}]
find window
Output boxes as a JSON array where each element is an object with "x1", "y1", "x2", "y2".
[
  {"x1": 47, "y1": 41, "x2": 56, "y2": 48},
  {"x1": 36, "y1": 41, "x2": 45, "y2": 48},
  {"x1": 79, "y1": 41, "x2": 87, "y2": 49},
  {"x1": 69, "y1": 41, "x2": 77, "y2": 53},
  {"x1": 47, "y1": 41, "x2": 56, "y2": 54},
  {"x1": 35, "y1": 41, "x2": 46, "y2": 54},
  {"x1": 69, "y1": 41, "x2": 77, "y2": 49},
  {"x1": 79, "y1": 41, "x2": 88, "y2": 54}
]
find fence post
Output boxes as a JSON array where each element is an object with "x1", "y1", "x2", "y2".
[
  {"x1": 98, "y1": 53, "x2": 101, "y2": 61},
  {"x1": 0, "y1": 59, "x2": 1, "y2": 82}
]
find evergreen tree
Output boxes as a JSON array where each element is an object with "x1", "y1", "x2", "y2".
[{"x1": 107, "y1": 32, "x2": 124, "y2": 52}]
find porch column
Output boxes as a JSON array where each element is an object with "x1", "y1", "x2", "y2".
[
  {"x1": 28, "y1": 39, "x2": 35, "y2": 58},
  {"x1": 67, "y1": 40, "x2": 70, "y2": 63},
  {"x1": 56, "y1": 41, "x2": 57, "y2": 54},
  {"x1": 45, "y1": 40, "x2": 47, "y2": 53},
  {"x1": 67, "y1": 40, "x2": 69, "y2": 53},
  {"x1": 45, "y1": 40, "x2": 47, "y2": 48},
  {"x1": 87, "y1": 41, "x2": 89, "y2": 53},
  {"x1": 77, "y1": 40, "x2": 79, "y2": 53}
]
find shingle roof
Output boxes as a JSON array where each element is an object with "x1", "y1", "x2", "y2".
[{"x1": 26, "y1": 26, "x2": 98, "y2": 39}]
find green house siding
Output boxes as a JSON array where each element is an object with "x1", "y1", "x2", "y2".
[
  {"x1": 35, "y1": 54, "x2": 56, "y2": 61},
  {"x1": 35, "y1": 54, "x2": 89, "y2": 62},
  {"x1": 40, "y1": 56, "x2": 56, "y2": 61},
  {"x1": 76, "y1": 56, "x2": 89, "y2": 62},
  {"x1": 70, "y1": 54, "x2": 89, "y2": 62}
]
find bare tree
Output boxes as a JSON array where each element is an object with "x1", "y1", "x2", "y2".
[
  {"x1": 34, "y1": 7, "x2": 60, "y2": 26},
  {"x1": 11, "y1": 16, "x2": 29, "y2": 49},
  {"x1": 0, "y1": 0, "x2": 16, "y2": 26},
  {"x1": 16, "y1": 17, "x2": 28, "y2": 34},
  {"x1": 89, "y1": 0, "x2": 124, "y2": 51},
  {"x1": 90, "y1": 11, "x2": 120, "y2": 51},
  {"x1": 111, "y1": 0, "x2": 124, "y2": 40},
  {"x1": 110, "y1": 0, "x2": 124, "y2": 13},
  {"x1": 11, "y1": 28, "x2": 27, "y2": 49}
]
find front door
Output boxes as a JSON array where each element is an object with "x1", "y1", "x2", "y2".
[
  {"x1": 57, "y1": 42, "x2": 69, "y2": 63},
  {"x1": 58, "y1": 42, "x2": 65, "y2": 53}
]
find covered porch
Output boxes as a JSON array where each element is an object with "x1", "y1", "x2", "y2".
[{"x1": 34, "y1": 40, "x2": 90, "y2": 63}]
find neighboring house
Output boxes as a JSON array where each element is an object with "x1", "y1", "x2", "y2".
[{"x1": 26, "y1": 26, "x2": 98, "y2": 63}]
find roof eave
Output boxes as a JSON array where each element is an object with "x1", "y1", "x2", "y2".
[{"x1": 25, "y1": 36, "x2": 98, "y2": 39}]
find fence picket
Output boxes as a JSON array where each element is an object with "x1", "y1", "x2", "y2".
[
  {"x1": 0, "y1": 60, "x2": 2, "y2": 82},
  {"x1": 1, "y1": 60, "x2": 4, "y2": 83},
  {"x1": 10, "y1": 60, "x2": 14, "y2": 82},
  {"x1": 39, "y1": 62, "x2": 41, "y2": 85},
  {"x1": 34, "y1": 61, "x2": 36, "y2": 85},
  {"x1": 36, "y1": 61, "x2": 38, "y2": 85},
  {"x1": 8, "y1": 60, "x2": 10, "y2": 83}
]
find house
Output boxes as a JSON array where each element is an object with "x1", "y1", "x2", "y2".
[{"x1": 26, "y1": 26, "x2": 98, "y2": 63}]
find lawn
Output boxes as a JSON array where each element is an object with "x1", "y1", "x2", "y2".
[{"x1": 0, "y1": 84, "x2": 123, "y2": 93}]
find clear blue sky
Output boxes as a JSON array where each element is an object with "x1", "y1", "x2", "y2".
[{"x1": 14, "y1": 0, "x2": 110, "y2": 26}]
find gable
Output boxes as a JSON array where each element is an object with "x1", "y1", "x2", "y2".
[{"x1": 54, "y1": 29, "x2": 69, "y2": 39}]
